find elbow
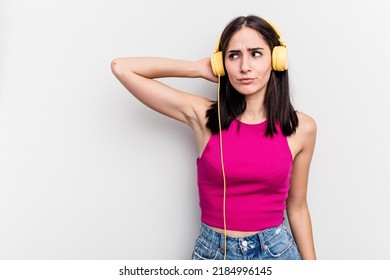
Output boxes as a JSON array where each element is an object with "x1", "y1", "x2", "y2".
[
  {"x1": 111, "y1": 58, "x2": 136, "y2": 80},
  {"x1": 286, "y1": 196, "x2": 308, "y2": 213},
  {"x1": 111, "y1": 58, "x2": 122, "y2": 77},
  {"x1": 111, "y1": 58, "x2": 132, "y2": 79}
]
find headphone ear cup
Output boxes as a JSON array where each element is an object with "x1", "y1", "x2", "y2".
[
  {"x1": 272, "y1": 46, "x2": 288, "y2": 71},
  {"x1": 211, "y1": 51, "x2": 225, "y2": 76}
]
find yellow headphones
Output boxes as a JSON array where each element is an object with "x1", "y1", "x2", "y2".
[
  {"x1": 211, "y1": 38, "x2": 226, "y2": 76},
  {"x1": 210, "y1": 18, "x2": 288, "y2": 75}
]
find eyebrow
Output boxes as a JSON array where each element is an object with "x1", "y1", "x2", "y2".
[{"x1": 227, "y1": 47, "x2": 265, "y2": 53}]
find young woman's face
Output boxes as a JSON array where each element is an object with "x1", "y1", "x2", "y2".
[{"x1": 224, "y1": 27, "x2": 272, "y2": 97}]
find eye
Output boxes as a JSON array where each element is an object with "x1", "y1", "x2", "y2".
[
  {"x1": 252, "y1": 51, "x2": 263, "y2": 57},
  {"x1": 228, "y1": 52, "x2": 240, "y2": 60}
]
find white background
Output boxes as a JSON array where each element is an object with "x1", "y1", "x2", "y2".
[{"x1": 1, "y1": 0, "x2": 389, "y2": 260}]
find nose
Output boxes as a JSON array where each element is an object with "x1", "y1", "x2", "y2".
[{"x1": 240, "y1": 54, "x2": 251, "y2": 73}]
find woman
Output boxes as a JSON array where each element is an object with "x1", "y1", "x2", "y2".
[{"x1": 111, "y1": 15, "x2": 317, "y2": 260}]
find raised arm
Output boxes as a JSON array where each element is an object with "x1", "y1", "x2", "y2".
[{"x1": 111, "y1": 57, "x2": 217, "y2": 126}]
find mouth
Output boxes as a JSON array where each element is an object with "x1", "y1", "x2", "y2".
[{"x1": 238, "y1": 78, "x2": 255, "y2": 84}]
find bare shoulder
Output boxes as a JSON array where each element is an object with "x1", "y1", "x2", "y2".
[
  {"x1": 296, "y1": 111, "x2": 317, "y2": 136},
  {"x1": 288, "y1": 112, "x2": 316, "y2": 158},
  {"x1": 293, "y1": 111, "x2": 317, "y2": 157}
]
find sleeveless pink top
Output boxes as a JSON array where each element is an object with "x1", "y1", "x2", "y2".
[{"x1": 197, "y1": 119, "x2": 293, "y2": 231}]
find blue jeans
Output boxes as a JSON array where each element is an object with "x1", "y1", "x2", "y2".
[{"x1": 192, "y1": 223, "x2": 302, "y2": 260}]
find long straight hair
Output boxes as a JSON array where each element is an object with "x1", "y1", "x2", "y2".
[{"x1": 206, "y1": 15, "x2": 298, "y2": 137}]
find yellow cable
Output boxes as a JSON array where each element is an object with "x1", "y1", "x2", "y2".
[{"x1": 217, "y1": 75, "x2": 227, "y2": 260}]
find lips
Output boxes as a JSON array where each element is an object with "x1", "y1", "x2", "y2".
[{"x1": 238, "y1": 78, "x2": 255, "y2": 84}]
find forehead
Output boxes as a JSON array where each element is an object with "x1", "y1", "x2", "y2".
[{"x1": 227, "y1": 27, "x2": 269, "y2": 50}]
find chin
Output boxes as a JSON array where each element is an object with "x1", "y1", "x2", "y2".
[{"x1": 235, "y1": 87, "x2": 262, "y2": 97}]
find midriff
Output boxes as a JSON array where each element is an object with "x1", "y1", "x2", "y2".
[{"x1": 209, "y1": 225, "x2": 259, "y2": 238}]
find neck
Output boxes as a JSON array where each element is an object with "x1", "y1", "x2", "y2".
[
  {"x1": 239, "y1": 96, "x2": 266, "y2": 124},
  {"x1": 238, "y1": 112, "x2": 266, "y2": 124}
]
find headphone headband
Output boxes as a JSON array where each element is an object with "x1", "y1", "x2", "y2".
[{"x1": 264, "y1": 19, "x2": 285, "y2": 46}]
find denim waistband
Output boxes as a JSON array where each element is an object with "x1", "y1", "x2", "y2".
[{"x1": 199, "y1": 222, "x2": 284, "y2": 255}]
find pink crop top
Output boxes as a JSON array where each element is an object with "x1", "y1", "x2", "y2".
[{"x1": 197, "y1": 119, "x2": 293, "y2": 231}]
